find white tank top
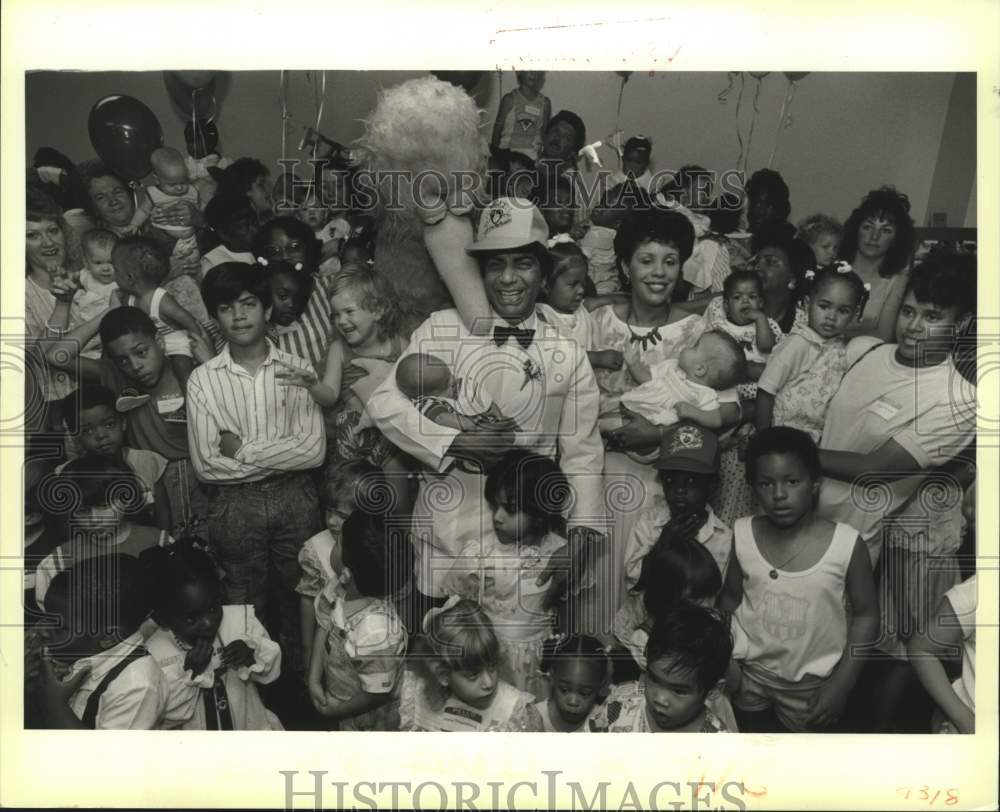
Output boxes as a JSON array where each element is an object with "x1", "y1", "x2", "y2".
[{"x1": 731, "y1": 517, "x2": 857, "y2": 682}]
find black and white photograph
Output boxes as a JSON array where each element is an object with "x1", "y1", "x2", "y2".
[{"x1": 2, "y1": 2, "x2": 997, "y2": 809}]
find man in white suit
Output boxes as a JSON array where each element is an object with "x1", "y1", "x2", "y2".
[{"x1": 367, "y1": 197, "x2": 606, "y2": 631}]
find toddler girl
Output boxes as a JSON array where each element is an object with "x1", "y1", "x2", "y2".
[
  {"x1": 445, "y1": 450, "x2": 569, "y2": 699},
  {"x1": 535, "y1": 634, "x2": 610, "y2": 732},
  {"x1": 129, "y1": 147, "x2": 200, "y2": 243},
  {"x1": 398, "y1": 597, "x2": 543, "y2": 731},
  {"x1": 297, "y1": 460, "x2": 386, "y2": 672},
  {"x1": 111, "y1": 236, "x2": 214, "y2": 388},
  {"x1": 276, "y1": 264, "x2": 404, "y2": 465},
  {"x1": 33, "y1": 455, "x2": 172, "y2": 611},
  {"x1": 755, "y1": 262, "x2": 870, "y2": 442},
  {"x1": 141, "y1": 538, "x2": 283, "y2": 730},
  {"x1": 796, "y1": 213, "x2": 843, "y2": 268},
  {"x1": 589, "y1": 604, "x2": 734, "y2": 732},
  {"x1": 703, "y1": 270, "x2": 781, "y2": 385},
  {"x1": 307, "y1": 510, "x2": 409, "y2": 730},
  {"x1": 721, "y1": 427, "x2": 878, "y2": 732},
  {"x1": 539, "y1": 242, "x2": 623, "y2": 372},
  {"x1": 908, "y1": 574, "x2": 977, "y2": 734},
  {"x1": 263, "y1": 259, "x2": 320, "y2": 362},
  {"x1": 491, "y1": 71, "x2": 551, "y2": 162},
  {"x1": 201, "y1": 193, "x2": 257, "y2": 278}
]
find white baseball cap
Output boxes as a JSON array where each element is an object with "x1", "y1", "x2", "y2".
[{"x1": 467, "y1": 197, "x2": 550, "y2": 254}]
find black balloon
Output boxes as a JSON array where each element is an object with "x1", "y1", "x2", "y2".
[
  {"x1": 163, "y1": 71, "x2": 219, "y2": 119},
  {"x1": 88, "y1": 95, "x2": 163, "y2": 180}
]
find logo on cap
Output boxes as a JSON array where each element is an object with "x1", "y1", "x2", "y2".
[
  {"x1": 670, "y1": 425, "x2": 704, "y2": 454},
  {"x1": 486, "y1": 199, "x2": 513, "y2": 233}
]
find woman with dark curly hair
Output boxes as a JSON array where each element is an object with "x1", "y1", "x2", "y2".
[{"x1": 839, "y1": 186, "x2": 915, "y2": 341}]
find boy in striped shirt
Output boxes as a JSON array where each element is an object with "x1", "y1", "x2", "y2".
[{"x1": 187, "y1": 262, "x2": 325, "y2": 667}]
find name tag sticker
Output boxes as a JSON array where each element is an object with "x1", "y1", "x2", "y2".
[
  {"x1": 523, "y1": 105, "x2": 541, "y2": 115},
  {"x1": 868, "y1": 398, "x2": 902, "y2": 421},
  {"x1": 156, "y1": 395, "x2": 185, "y2": 415}
]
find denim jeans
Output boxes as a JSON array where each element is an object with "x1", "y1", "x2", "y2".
[{"x1": 207, "y1": 472, "x2": 321, "y2": 670}]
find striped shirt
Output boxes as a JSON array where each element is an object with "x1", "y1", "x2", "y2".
[
  {"x1": 186, "y1": 339, "x2": 326, "y2": 483},
  {"x1": 268, "y1": 280, "x2": 335, "y2": 370}
]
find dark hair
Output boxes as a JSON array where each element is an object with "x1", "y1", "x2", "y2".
[
  {"x1": 265, "y1": 259, "x2": 314, "y2": 312},
  {"x1": 484, "y1": 450, "x2": 569, "y2": 537},
  {"x1": 540, "y1": 634, "x2": 610, "y2": 681},
  {"x1": 341, "y1": 236, "x2": 374, "y2": 262},
  {"x1": 614, "y1": 208, "x2": 696, "y2": 286},
  {"x1": 644, "y1": 603, "x2": 733, "y2": 693},
  {"x1": 744, "y1": 426, "x2": 821, "y2": 484},
  {"x1": 340, "y1": 510, "x2": 411, "y2": 598},
  {"x1": 746, "y1": 168, "x2": 791, "y2": 223},
  {"x1": 545, "y1": 241, "x2": 587, "y2": 287},
  {"x1": 804, "y1": 263, "x2": 870, "y2": 321},
  {"x1": 52, "y1": 454, "x2": 145, "y2": 515},
  {"x1": 722, "y1": 269, "x2": 763, "y2": 299},
  {"x1": 201, "y1": 262, "x2": 272, "y2": 317},
  {"x1": 623, "y1": 136, "x2": 652, "y2": 158},
  {"x1": 633, "y1": 530, "x2": 722, "y2": 622},
  {"x1": 215, "y1": 157, "x2": 269, "y2": 199},
  {"x1": 709, "y1": 191, "x2": 744, "y2": 235},
  {"x1": 839, "y1": 186, "x2": 915, "y2": 278},
  {"x1": 99, "y1": 306, "x2": 158, "y2": 345},
  {"x1": 112, "y1": 237, "x2": 170, "y2": 286},
  {"x1": 906, "y1": 252, "x2": 976, "y2": 318},
  {"x1": 47, "y1": 554, "x2": 150, "y2": 635},
  {"x1": 252, "y1": 216, "x2": 322, "y2": 272},
  {"x1": 547, "y1": 110, "x2": 587, "y2": 154},
  {"x1": 139, "y1": 537, "x2": 220, "y2": 617},
  {"x1": 61, "y1": 384, "x2": 118, "y2": 434},
  {"x1": 205, "y1": 192, "x2": 257, "y2": 233}
]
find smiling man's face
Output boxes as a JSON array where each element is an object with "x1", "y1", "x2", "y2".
[{"x1": 481, "y1": 250, "x2": 543, "y2": 324}]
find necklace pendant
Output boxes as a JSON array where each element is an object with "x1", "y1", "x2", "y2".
[{"x1": 769, "y1": 569, "x2": 779, "y2": 579}]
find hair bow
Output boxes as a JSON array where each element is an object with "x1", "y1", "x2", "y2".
[
  {"x1": 863, "y1": 282, "x2": 872, "y2": 292},
  {"x1": 293, "y1": 262, "x2": 304, "y2": 272},
  {"x1": 256, "y1": 257, "x2": 268, "y2": 267},
  {"x1": 804, "y1": 269, "x2": 816, "y2": 280},
  {"x1": 835, "y1": 260, "x2": 854, "y2": 274},
  {"x1": 547, "y1": 233, "x2": 575, "y2": 248},
  {"x1": 421, "y1": 594, "x2": 462, "y2": 634}
]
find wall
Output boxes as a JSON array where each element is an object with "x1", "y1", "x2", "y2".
[{"x1": 25, "y1": 69, "x2": 974, "y2": 227}]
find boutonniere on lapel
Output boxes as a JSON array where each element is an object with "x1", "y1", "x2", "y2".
[{"x1": 520, "y1": 358, "x2": 541, "y2": 390}]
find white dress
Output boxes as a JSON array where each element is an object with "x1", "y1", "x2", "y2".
[{"x1": 144, "y1": 604, "x2": 283, "y2": 730}]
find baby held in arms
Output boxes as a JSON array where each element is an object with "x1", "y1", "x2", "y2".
[
  {"x1": 396, "y1": 353, "x2": 516, "y2": 432},
  {"x1": 600, "y1": 330, "x2": 747, "y2": 460}
]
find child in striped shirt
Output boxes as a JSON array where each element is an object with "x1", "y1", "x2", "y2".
[{"x1": 187, "y1": 262, "x2": 325, "y2": 671}]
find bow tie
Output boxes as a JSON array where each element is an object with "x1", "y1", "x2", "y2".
[{"x1": 493, "y1": 325, "x2": 535, "y2": 349}]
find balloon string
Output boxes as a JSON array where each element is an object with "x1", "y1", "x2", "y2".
[
  {"x1": 279, "y1": 70, "x2": 289, "y2": 163},
  {"x1": 313, "y1": 70, "x2": 326, "y2": 164},
  {"x1": 767, "y1": 80, "x2": 797, "y2": 169},
  {"x1": 615, "y1": 76, "x2": 627, "y2": 169},
  {"x1": 717, "y1": 71, "x2": 737, "y2": 103},
  {"x1": 745, "y1": 75, "x2": 763, "y2": 175},
  {"x1": 734, "y1": 73, "x2": 746, "y2": 177}
]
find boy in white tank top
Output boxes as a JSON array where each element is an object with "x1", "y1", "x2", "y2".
[{"x1": 720, "y1": 427, "x2": 878, "y2": 732}]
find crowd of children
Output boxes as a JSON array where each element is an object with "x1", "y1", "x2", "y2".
[{"x1": 22, "y1": 73, "x2": 978, "y2": 735}]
